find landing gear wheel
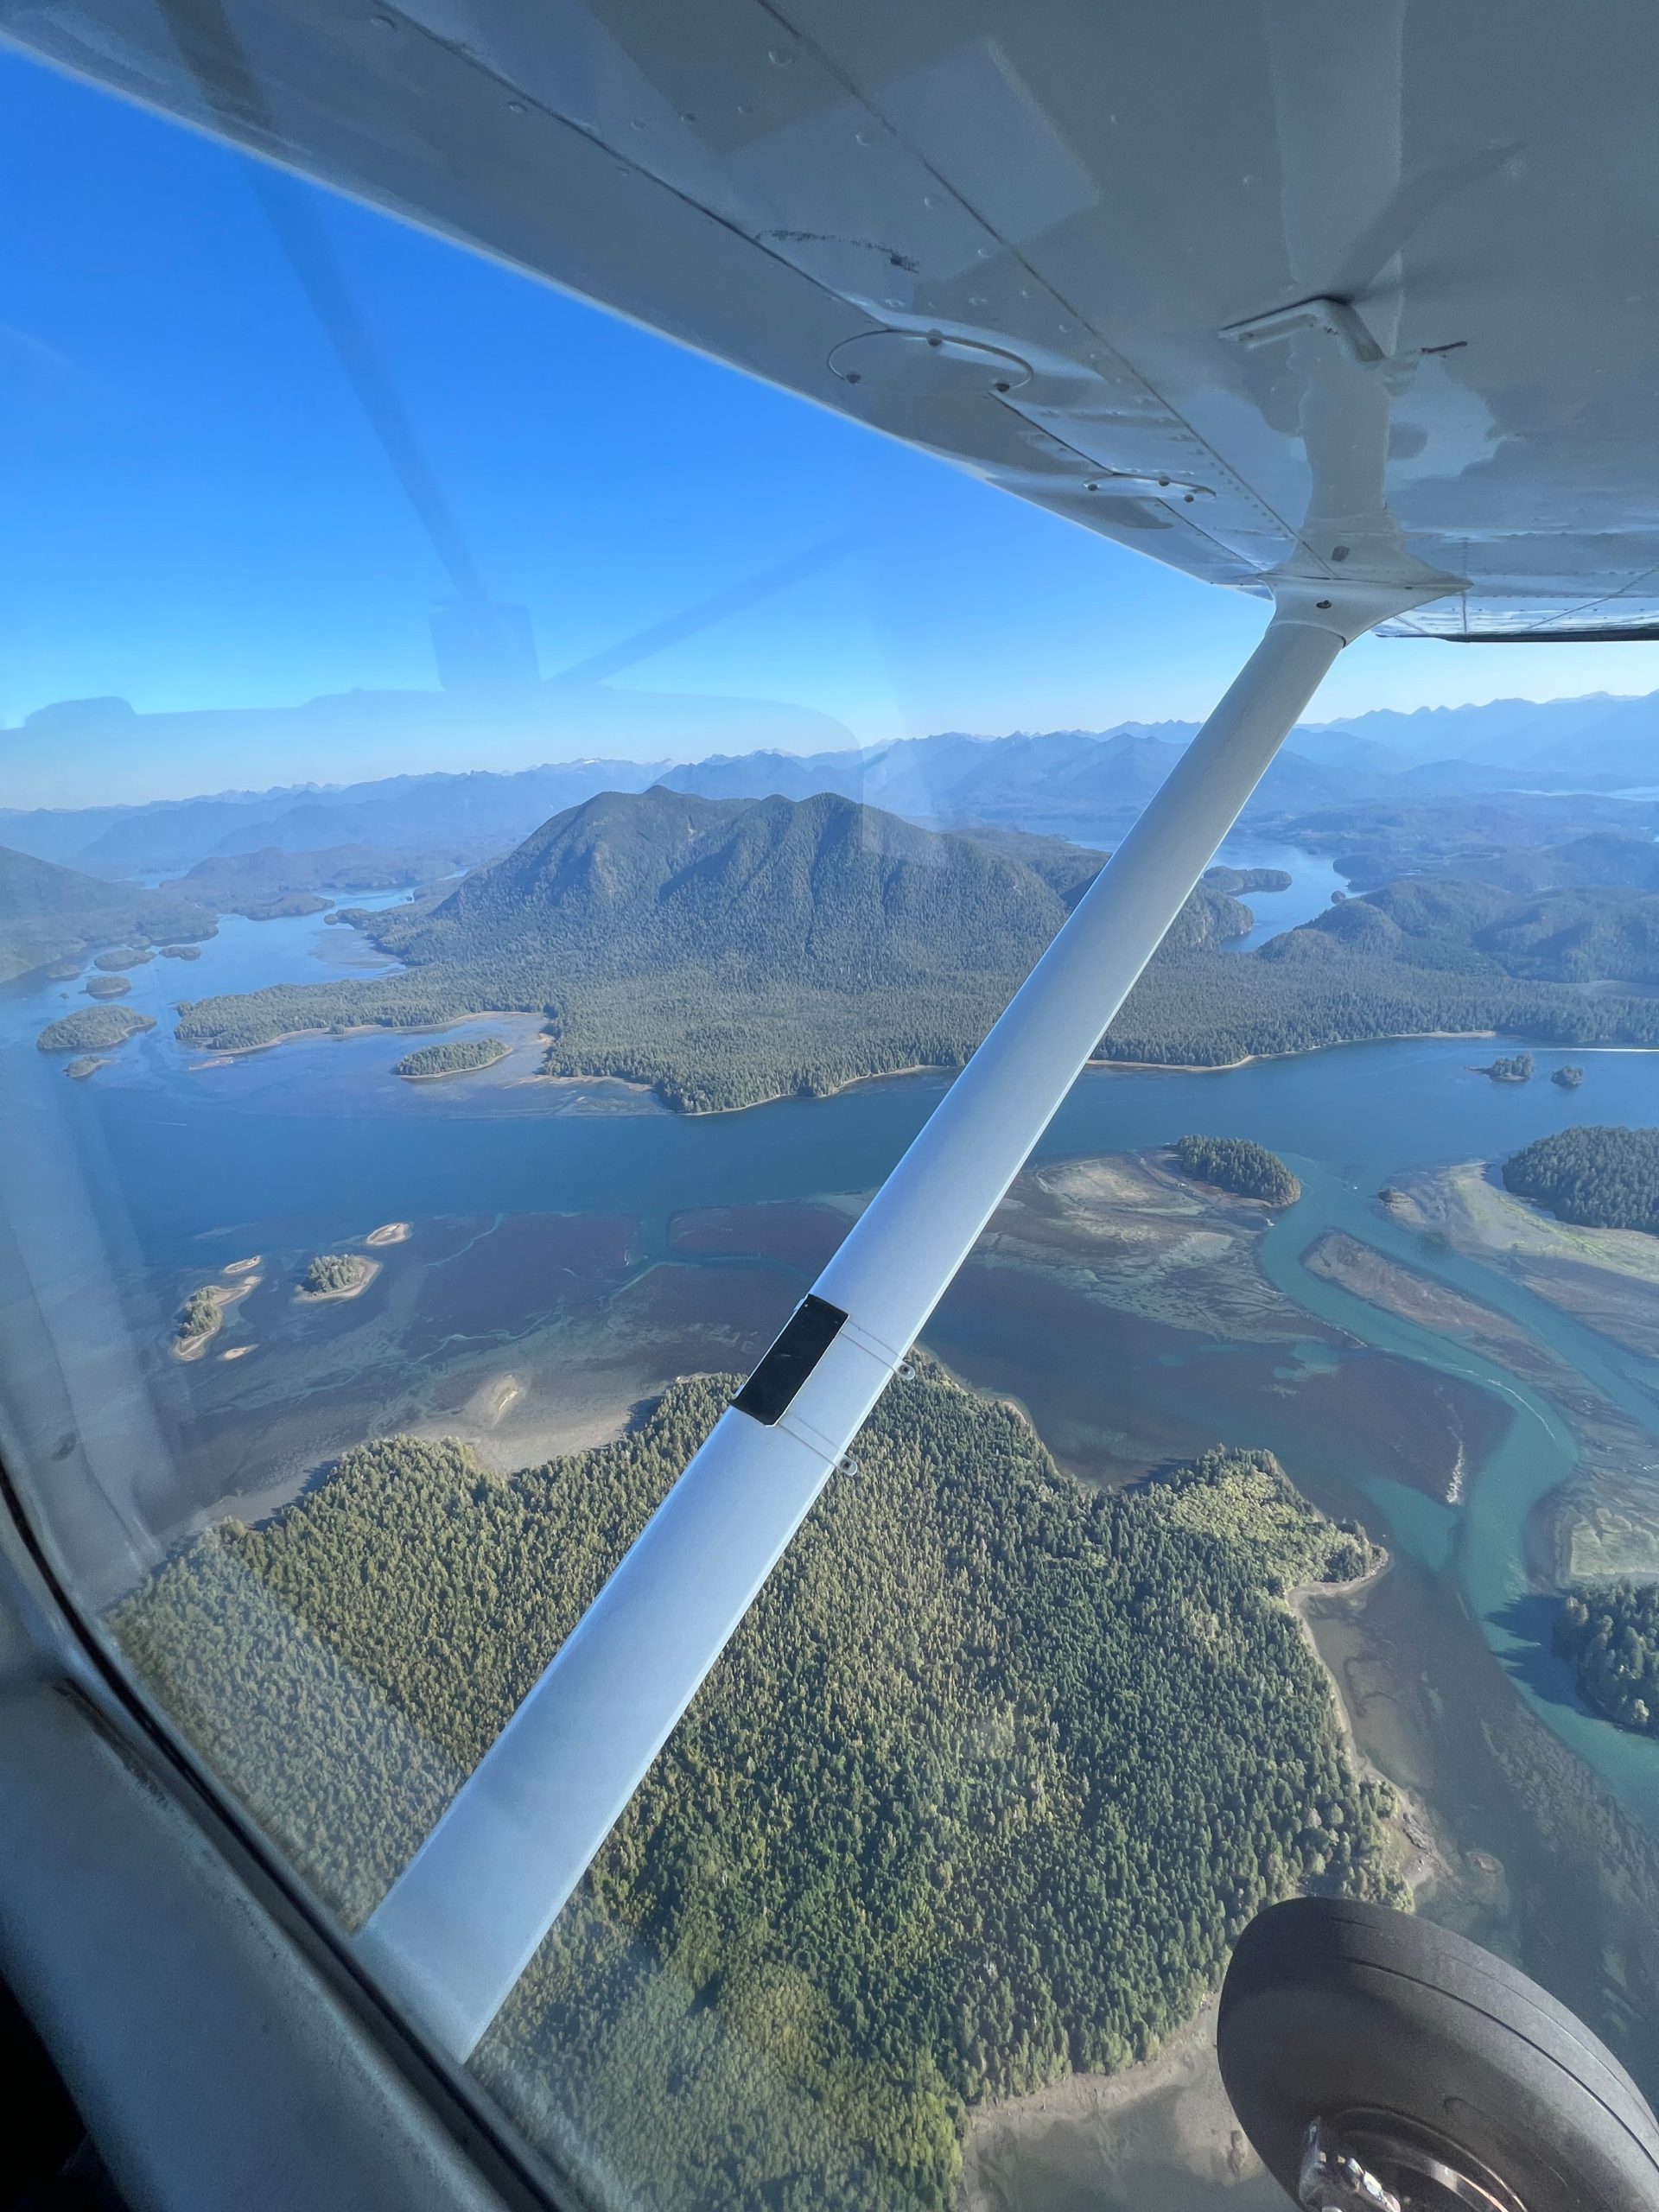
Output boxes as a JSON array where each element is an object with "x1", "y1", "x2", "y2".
[{"x1": 1217, "y1": 1897, "x2": 1659, "y2": 2211}]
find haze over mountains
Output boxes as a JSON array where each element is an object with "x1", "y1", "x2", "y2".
[{"x1": 6, "y1": 683, "x2": 1659, "y2": 884}]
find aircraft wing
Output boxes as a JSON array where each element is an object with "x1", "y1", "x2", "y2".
[{"x1": 5, "y1": 0, "x2": 1659, "y2": 638}]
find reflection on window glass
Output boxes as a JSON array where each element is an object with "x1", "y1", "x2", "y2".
[{"x1": 5, "y1": 36, "x2": 1659, "y2": 2212}]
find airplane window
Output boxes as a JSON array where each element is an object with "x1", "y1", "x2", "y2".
[{"x1": 6, "y1": 26, "x2": 1659, "y2": 2212}]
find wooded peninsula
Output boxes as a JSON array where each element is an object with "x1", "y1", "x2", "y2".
[{"x1": 113, "y1": 1363, "x2": 1399, "y2": 2212}]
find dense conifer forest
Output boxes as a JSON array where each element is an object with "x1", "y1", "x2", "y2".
[
  {"x1": 1502, "y1": 1126, "x2": 1659, "y2": 1234},
  {"x1": 166, "y1": 790, "x2": 1659, "y2": 1110},
  {"x1": 1169, "y1": 1136, "x2": 1300, "y2": 1205},
  {"x1": 175, "y1": 1287, "x2": 221, "y2": 1340},
  {"x1": 1555, "y1": 1583, "x2": 1659, "y2": 1734},
  {"x1": 113, "y1": 1365, "x2": 1400, "y2": 2211},
  {"x1": 302, "y1": 1253, "x2": 372, "y2": 1294},
  {"x1": 35, "y1": 1005, "x2": 156, "y2": 1052},
  {"x1": 394, "y1": 1034, "x2": 512, "y2": 1077}
]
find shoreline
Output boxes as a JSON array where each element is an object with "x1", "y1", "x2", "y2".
[
  {"x1": 177, "y1": 1014, "x2": 1659, "y2": 1111},
  {"x1": 397, "y1": 1046, "x2": 512, "y2": 1083},
  {"x1": 958, "y1": 1545, "x2": 1440, "y2": 2209},
  {"x1": 170, "y1": 1273, "x2": 259, "y2": 1361}
]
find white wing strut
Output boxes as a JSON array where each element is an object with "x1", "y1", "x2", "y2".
[{"x1": 357, "y1": 582, "x2": 1418, "y2": 2059}]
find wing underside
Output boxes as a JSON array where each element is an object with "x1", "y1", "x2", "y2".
[{"x1": 8, "y1": 0, "x2": 1659, "y2": 636}]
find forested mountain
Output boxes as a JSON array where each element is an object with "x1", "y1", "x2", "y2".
[
  {"x1": 168, "y1": 786, "x2": 1659, "y2": 1104},
  {"x1": 112, "y1": 1363, "x2": 1396, "y2": 2212},
  {"x1": 1262, "y1": 794, "x2": 1659, "y2": 889},
  {"x1": 172, "y1": 843, "x2": 462, "y2": 911},
  {"x1": 165, "y1": 791, "x2": 1255, "y2": 1105},
  {"x1": 1503, "y1": 1127, "x2": 1659, "y2": 1234},
  {"x1": 1457, "y1": 833, "x2": 1659, "y2": 895},
  {"x1": 1267, "y1": 874, "x2": 1659, "y2": 989},
  {"x1": 0, "y1": 845, "x2": 215, "y2": 983}
]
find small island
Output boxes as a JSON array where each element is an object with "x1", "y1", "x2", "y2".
[
  {"x1": 1203, "y1": 864, "x2": 1294, "y2": 896},
  {"x1": 93, "y1": 946, "x2": 154, "y2": 971},
  {"x1": 299, "y1": 1252, "x2": 378, "y2": 1300},
  {"x1": 1553, "y1": 1065, "x2": 1584, "y2": 1090},
  {"x1": 241, "y1": 892, "x2": 332, "y2": 921},
  {"x1": 37, "y1": 1007, "x2": 156, "y2": 1054},
  {"x1": 1484, "y1": 1052, "x2": 1535, "y2": 1084},
  {"x1": 1503, "y1": 1125, "x2": 1659, "y2": 1235},
  {"x1": 45, "y1": 958, "x2": 84, "y2": 982},
  {"x1": 1169, "y1": 1134, "x2": 1301, "y2": 1206},
  {"x1": 365, "y1": 1222, "x2": 412, "y2": 1246},
  {"x1": 84, "y1": 974, "x2": 132, "y2": 1000},
  {"x1": 395, "y1": 1034, "x2": 512, "y2": 1080},
  {"x1": 159, "y1": 944, "x2": 203, "y2": 961},
  {"x1": 64, "y1": 1056, "x2": 105, "y2": 1080},
  {"x1": 1555, "y1": 1582, "x2": 1659, "y2": 1733},
  {"x1": 172, "y1": 1273, "x2": 258, "y2": 1359}
]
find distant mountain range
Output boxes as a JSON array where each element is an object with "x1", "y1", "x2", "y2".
[{"x1": 7, "y1": 681, "x2": 1659, "y2": 887}]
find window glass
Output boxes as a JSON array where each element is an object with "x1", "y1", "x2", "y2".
[{"x1": 5, "y1": 37, "x2": 1659, "y2": 2212}]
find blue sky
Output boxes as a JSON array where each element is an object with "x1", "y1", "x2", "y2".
[{"x1": 5, "y1": 43, "x2": 1659, "y2": 808}]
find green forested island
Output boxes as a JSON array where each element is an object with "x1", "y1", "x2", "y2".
[
  {"x1": 83, "y1": 974, "x2": 131, "y2": 1000},
  {"x1": 36, "y1": 1005, "x2": 156, "y2": 1052},
  {"x1": 1171, "y1": 1135, "x2": 1300, "y2": 1205},
  {"x1": 1486, "y1": 1052, "x2": 1534, "y2": 1084},
  {"x1": 394, "y1": 1034, "x2": 512, "y2": 1078},
  {"x1": 302, "y1": 1253, "x2": 372, "y2": 1294},
  {"x1": 1554, "y1": 1065, "x2": 1584, "y2": 1090},
  {"x1": 1503, "y1": 1126, "x2": 1659, "y2": 1234},
  {"x1": 1555, "y1": 1582, "x2": 1659, "y2": 1734},
  {"x1": 113, "y1": 1364, "x2": 1397, "y2": 2212},
  {"x1": 165, "y1": 789, "x2": 1659, "y2": 1111}
]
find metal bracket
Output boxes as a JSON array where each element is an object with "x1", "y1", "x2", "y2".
[{"x1": 1222, "y1": 295, "x2": 1385, "y2": 366}]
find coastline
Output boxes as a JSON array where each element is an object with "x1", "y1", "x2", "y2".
[
  {"x1": 397, "y1": 1046, "x2": 512, "y2": 1082},
  {"x1": 957, "y1": 1547, "x2": 1438, "y2": 2209},
  {"x1": 170, "y1": 1272, "x2": 259, "y2": 1361},
  {"x1": 957, "y1": 1999, "x2": 1255, "y2": 2210},
  {"x1": 177, "y1": 1014, "x2": 1659, "y2": 1112}
]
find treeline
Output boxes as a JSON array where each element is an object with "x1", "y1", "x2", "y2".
[
  {"x1": 36, "y1": 1006, "x2": 156, "y2": 1053},
  {"x1": 167, "y1": 788, "x2": 1659, "y2": 1110},
  {"x1": 1170, "y1": 1135, "x2": 1300, "y2": 1205},
  {"x1": 1100, "y1": 949, "x2": 1659, "y2": 1070},
  {"x1": 395, "y1": 1034, "x2": 512, "y2": 1077},
  {"x1": 111, "y1": 1364, "x2": 1400, "y2": 2212},
  {"x1": 171, "y1": 935, "x2": 1659, "y2": 1114},
  {"x1": 1503, "y1": 1126, "x2": 1659, "y2": 1234},
  {"x1": 177, "y1": 1287, "x2": 221, "y2": 1340},
  {"x1": 1556, "y1": 1582, "x2": 1659, "y2": 1733}
]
